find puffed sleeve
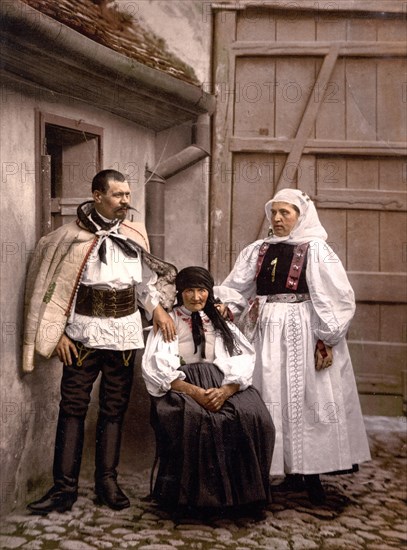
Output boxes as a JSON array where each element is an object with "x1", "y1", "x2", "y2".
[
  {"x1": 214, "y1": 240, "x2": 263, "y2": 316},
  {"x1": 213, "y1": 322, "x2": 255, "y2": 390},
  {"x1": 141, "y1": 324, "x2": 186, "y2": 397},
  {"x1": 306, "y1": 240, "x2": 356, "y2": 346},
  {"x1": 137, "y1": 262, "x2": 161, "y2": 319}
]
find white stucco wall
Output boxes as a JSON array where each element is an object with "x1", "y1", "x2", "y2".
[
  {"x1": 0, "y1": 80, "x2": 155, "y2": 513},
  {"x1": 117, "y1": 0, "x2": 213, "y2": 270},
  {"x1": 1, "y1": 0, "x2": 214, "y2": 514},
  {"x1": 117, "y1": 0, "x2": 211, "y2": 84}
]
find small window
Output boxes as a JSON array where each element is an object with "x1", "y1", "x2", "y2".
[{"x1": 37, "y1": 113, "x2": 103, "y2": 235}]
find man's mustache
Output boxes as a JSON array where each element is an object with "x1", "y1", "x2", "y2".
[{"x1": 115, "y1": 205, "x2": 139, "y2": 212}]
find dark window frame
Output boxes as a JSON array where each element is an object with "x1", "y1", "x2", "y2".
[{"x1": 35, "y1": 111, "x2": 104, "y2": 237}]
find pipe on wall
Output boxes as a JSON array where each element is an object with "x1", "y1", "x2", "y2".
[
  {"x1": 1, "y1": 3, "x2": 215, "y2": 260},
  {"x1": 145, "y1": 114, "x2": 211, "y2": 258}
]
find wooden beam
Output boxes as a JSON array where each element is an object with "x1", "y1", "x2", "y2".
[
  {"x1": 213, "y1": 1, "x2": 407, "y2": 15},
  {"x1": 209, "y1": 10, "x2": 237, "y2": 279},
  {"x1": 254, "y1": 45, "x2": 340, "y2": 238},
  {"x1": 41, "y1": 155, "x2": 52, "y2": 236},
  {"x1": 58, "y1": 197, "x2": 93, "y2": 217},
  {"x1": 229, "y1": 137, "x2": 407, "y2": 157},
  {"x1": 232, "y1": 41, "x2": 407, "y2": 58},
  {"x1": 348, "y1": 272, "x2": 407, "y2": 303},
  {"x1": 355, "y1": 372, "x2": 402, "y2": 394},
  {"x1": 314, "y1": 190, "x2": 406, "y2": 211},
  {"x1": 275, "y1": 45, "x2": 340, "y2": 192}
]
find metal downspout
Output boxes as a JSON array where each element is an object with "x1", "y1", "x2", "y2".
[{"x1": 145, "y1": 114, "x2": 211, "y2": 258}]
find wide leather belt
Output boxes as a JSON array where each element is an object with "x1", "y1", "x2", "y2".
[
  {"x1": 267, "y1": 293, "x2": 310, "y2": 303},
  {"x1": 75, "y1": 285, "x2": 137, "y2": 318}
]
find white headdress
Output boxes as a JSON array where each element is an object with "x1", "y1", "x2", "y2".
[{"x1": 264, "y1": 188, "x2": 327, "y2": 244}]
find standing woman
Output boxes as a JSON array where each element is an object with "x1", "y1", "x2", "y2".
[
  {"x1": 142, "y1": 266, "x2": 275, "y2": 516},
  {"x1": 218, "y1": 189, "x2": 370, "y2": 505}
]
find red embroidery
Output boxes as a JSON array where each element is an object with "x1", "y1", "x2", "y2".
[
  {"x1": 176, "y1": 310, "x2": 210, "y2": 332},
  {"x1": 255, "y1": 242, "x2": 270, "y2": 280},
  {"x1": 285, "y1": 243, "x2": 309, "y2": 291}
]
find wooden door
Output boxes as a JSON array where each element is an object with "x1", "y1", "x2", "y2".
[{"x1": 210, "y1": 2, "x2": 407, "y2": 416}]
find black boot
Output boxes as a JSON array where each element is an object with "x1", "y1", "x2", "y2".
[
  {"x1": 27, "y1": 413, "x2": 84, "y2": 515},
  {"x1": 304, "y1": 474, "x2": 326, "y2": 505},
  {"x1": 271, "y1": 474, "x2": 305, "y2": 492},
  {"x1": 95, "y1": 414, "x2": 130, "y2": 510}
]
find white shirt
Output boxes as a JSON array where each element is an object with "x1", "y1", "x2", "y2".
[{"x1": 65, "y1": 222, "x2": 160, "y2": 350}]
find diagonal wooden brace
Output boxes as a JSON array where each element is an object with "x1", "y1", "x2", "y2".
[{"x1": 257, "y1": 44, "x2": 340, "y2": 239}]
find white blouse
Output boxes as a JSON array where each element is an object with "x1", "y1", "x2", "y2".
[
  {"x1": 142, "y1": 307, "x2": 256, "y2": 397},
  {"x1": 216, "y1": 238, "x2": 356, "y2": 347}
]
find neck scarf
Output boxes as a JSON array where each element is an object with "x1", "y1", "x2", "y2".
[
  {"x1": 77, "y1": 201, "x2": 139, "y2": 264},
  {"x1": 264, "y1": 188, "x2": 328, "y2": 244}
]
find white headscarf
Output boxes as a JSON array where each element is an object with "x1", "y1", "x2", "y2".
[{"x1": 264, "y1": 188, "x2": 327, "y2": 244}]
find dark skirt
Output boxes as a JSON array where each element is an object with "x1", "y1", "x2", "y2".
[{"x1": 150, "y1": 362, "x2": 275, "y2": 509}]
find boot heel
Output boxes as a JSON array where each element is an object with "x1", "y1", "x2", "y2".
[
  {"x1": 95, "y1": 480, "x2": 130, "y2": 510},
  {"x1": 304, "y1": 475, "x2": 326, "y2": 506}
]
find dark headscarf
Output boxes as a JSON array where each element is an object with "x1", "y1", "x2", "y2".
[
  {"x1": 176, "y1": 267, "x2": 239, "y2": 357},
  {"x1": 176, "y1": 266, "x2": 214, "y2": 301}
]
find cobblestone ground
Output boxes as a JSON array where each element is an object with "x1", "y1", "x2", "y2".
[{"x1": 1, "y1": 416, "x2": 406, "y2": 550}]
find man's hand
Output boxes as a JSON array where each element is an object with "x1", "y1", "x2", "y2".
[
  {"x1": 55, "y1": 334, "x2": 78, "y2": 366},
  {"x1": 153, "y1": 304, "x2": 176, "y2": 342}
]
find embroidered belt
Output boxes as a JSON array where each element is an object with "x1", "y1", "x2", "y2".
[
  {"x1": 75, "y1": 285, "x2": 137, "y2": 318},
  {"x1": 267, "y1": 293, "x2": 310, "y2": 303}
]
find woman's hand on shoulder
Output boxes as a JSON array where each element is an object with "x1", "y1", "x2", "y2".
[{"x1": 214, "y1": 302, "x2": 234, "y2": 321}]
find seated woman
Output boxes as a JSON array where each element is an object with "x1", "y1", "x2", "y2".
[{"x1": 142, "y1": 266, "x2": 275, "y2": 515}]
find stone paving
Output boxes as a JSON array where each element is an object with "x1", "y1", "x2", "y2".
[{"x1": 1, "y1": 416, "x2": 406, "y2": 550}]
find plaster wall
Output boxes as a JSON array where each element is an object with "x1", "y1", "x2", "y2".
[
  {"x1": 1, "y1": 0, "x2": 214, "y2": 514},
  {"x1": 118, "y1": 0, "x2": 211, "y2": 84},
  {"x1": 0, "y1": 80, "x2": 156, "y2": 514},
  {"x1": 118, "y1": 0, "x2": 213, "y2": 271}
]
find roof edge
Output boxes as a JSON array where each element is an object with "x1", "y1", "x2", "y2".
[{"x1": 1, "y1": 1, "x2": 216, "y2": 119}]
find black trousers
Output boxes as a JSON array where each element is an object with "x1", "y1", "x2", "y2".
[{"x1": 59, "y1": 342, "x2": 136, "y2": 420}]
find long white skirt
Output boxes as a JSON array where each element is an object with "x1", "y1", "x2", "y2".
[{"x1": 252, "y1": 299, "x2": 371, "y2": 476}]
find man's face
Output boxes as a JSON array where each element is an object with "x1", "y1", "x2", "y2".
[{"x1": 93, "y1": 179, "x2": 131, "y2": 220}]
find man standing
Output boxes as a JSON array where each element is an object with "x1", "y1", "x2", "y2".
[{"x1": 24, "y1": 169, "x2": 177, "y2": 514}]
